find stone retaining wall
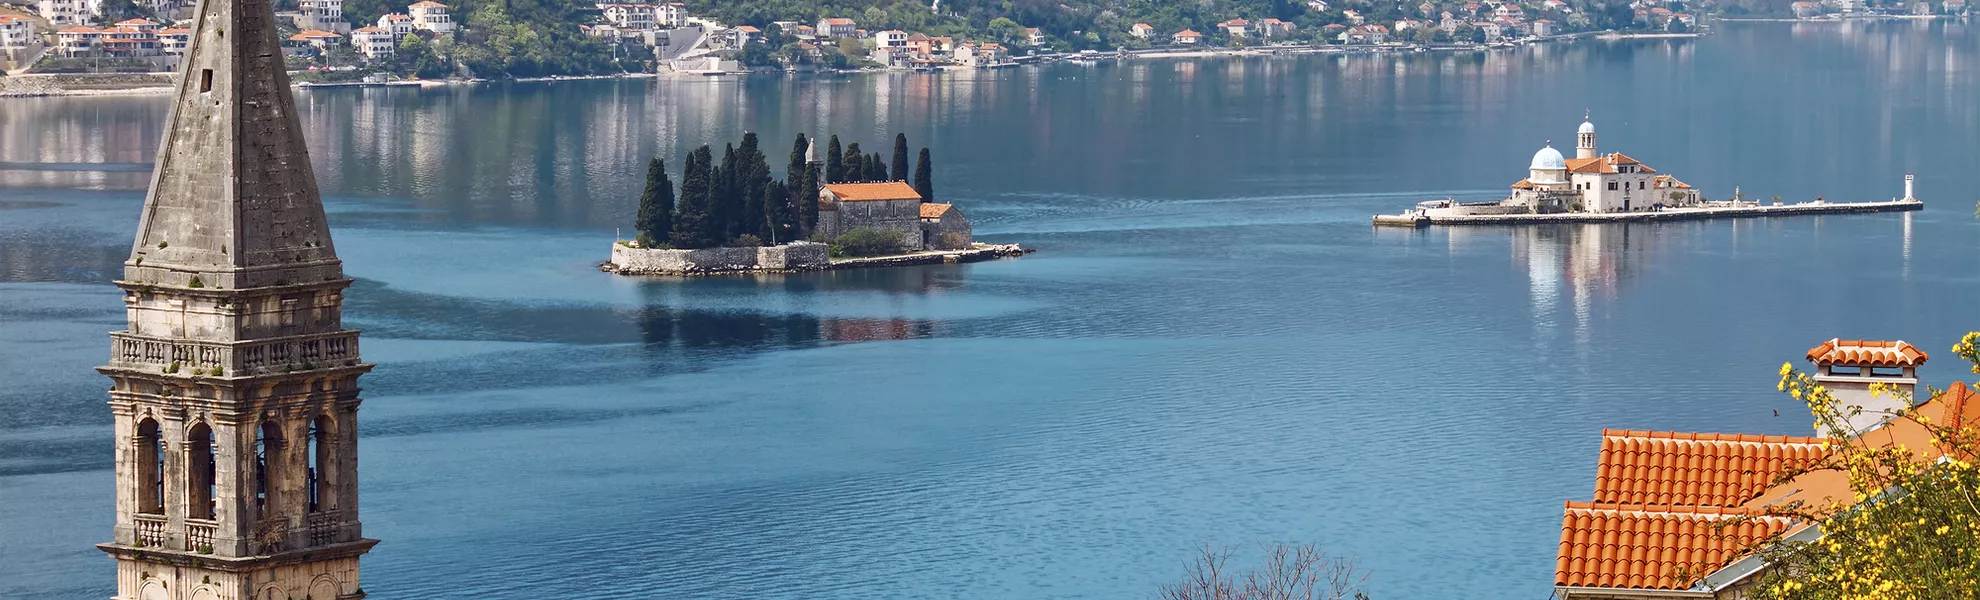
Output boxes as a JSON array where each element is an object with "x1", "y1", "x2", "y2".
[{"x1": 605, "y1": 241, "x2": 830, "y2": 275}]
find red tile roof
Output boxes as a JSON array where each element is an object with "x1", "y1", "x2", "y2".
[
  {"x1": 1557, "y1": 382, "x2": 1980, "y2": 592},
  {"x1": 824, "y1": 182, "x2": 921, "y2": 202},
  {"x1": 1805, "y1": 339, "x2": 1928, "y2": 368},
  {"x1": 919, "y1": 203, "x2": 953, "y2": 218},
  {"x1": 1555, "y1": 503, "x2": 1794, "y2": 589},
  {"x1": 1592, "y1": 429, "x2": 1826, "y2": 506}
]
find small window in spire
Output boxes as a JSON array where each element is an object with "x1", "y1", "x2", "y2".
[{"x1": 200, "y1": 69, "x2": 213, "y2": 93}]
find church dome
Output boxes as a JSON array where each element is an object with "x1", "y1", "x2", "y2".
[
  {"x1": 1530, "y1": 144, "x2": 1566, "y2": 171},
  {"x1": 1578, "y1": 120, "x2": 1595, "y2": 134}
]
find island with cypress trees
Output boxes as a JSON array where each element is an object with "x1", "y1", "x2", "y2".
[{"x1": 605, "y1": 131, "x2": 1025, "y2": 276}]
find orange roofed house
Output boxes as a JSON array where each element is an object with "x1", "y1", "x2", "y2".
[
  {"x1": 1554, "y1": 339, "x2": 1976, "y2": 599},
  {"x1": 817, "y1": 182, "x2": 974, "y2": 251}
]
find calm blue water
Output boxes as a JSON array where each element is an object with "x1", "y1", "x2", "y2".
[{"x1": 4, "y1": 20, "x2": 1980, "y2": 599}]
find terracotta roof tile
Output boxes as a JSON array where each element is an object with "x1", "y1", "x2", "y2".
[
  {"x1": 1555, "y1": 502, "x2": 1795, "y2": 589},
  {"x1": 1592, "y1": 430, "x2": 1826, "y2": 506},
  {"x1": 823, "y1": 182, "x2": 920, "y2": 202},
  {"x1": 919, "y1": 203, "x2": 952, "y2": 218},
  {"x1": 1560, "y1": 382, "x2": 1980, "y2": 593},
  {"x1": 1805, "y1": 339, "x2": 1929, "y2": 368},
  {"x1": 1564, "y1": 157, "x2": 1614, "y2": 174}
]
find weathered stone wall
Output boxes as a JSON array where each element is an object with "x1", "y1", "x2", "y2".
[
  {"x1": 922, "y1": 212, "x2": 973, "y2": 250},
  {"x1": 831, "y1": 198, "x2": 922, "y2": 249},
  {"x1": 608, "y1": 242, "x2": 830, "y2": 275}
]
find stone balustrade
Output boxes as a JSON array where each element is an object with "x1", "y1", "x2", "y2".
[{"x1": 108, "y1": 330, "x2": 361, "y2": 375}]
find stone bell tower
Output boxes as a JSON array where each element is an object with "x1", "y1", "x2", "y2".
[{"x1": 96, "y1": 0, "x2": 376, "y2": 595}]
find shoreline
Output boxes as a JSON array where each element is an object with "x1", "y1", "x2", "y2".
[
  {"x1": 1, "y1": 29, "x2": 1717, "y2": 98},
  {"x1": 603, "y1": 242, "x2": 1029, "y2": 277},
  {"x1": 1372, "y1": 199, "x2": 1923, "y2": 227}
]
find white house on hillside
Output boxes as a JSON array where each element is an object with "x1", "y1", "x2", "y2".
[{"x1": 408, "y1": 1, "x2": 454, "y2": 34}]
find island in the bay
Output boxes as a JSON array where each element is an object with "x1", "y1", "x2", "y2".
[
  {"x1": 1374, "y1": 113, "x2": 1924, "y2": 227},
  {"x1": 603, "y1": 131, "x2": 1024, "y2": 276}
]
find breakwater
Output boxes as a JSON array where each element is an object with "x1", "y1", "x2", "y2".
[{"x1": 1372, "y1": 199, "x2": 1923, "y2": 227}]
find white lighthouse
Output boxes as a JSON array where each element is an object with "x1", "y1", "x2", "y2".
[{"x1": 1903, "y1": 173, "x2": 1915, "y2": 201}]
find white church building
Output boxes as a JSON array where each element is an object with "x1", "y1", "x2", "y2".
[{"x1": 1507, "y1": 116, "x2": 1699, "y2": 213}]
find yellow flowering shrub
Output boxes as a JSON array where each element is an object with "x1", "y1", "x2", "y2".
[{"x1": 1752, "y1": 333, "x2": 1980, "y2": 600}]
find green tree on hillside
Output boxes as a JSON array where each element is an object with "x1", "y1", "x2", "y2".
[
  {"x1": 634, "y1": 157, "x2": 674, "y2": 247},
  {"x1": 891, "y1": 133, "x2": 910, "y2": 183}
]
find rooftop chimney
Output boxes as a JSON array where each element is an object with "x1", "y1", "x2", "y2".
[{"x1": 1805, "y1": 339, "x2": 1928, "y2": 434}]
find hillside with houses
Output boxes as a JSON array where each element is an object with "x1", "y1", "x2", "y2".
[{"x1": 1, "y1": 0, "x2": 1968, "y2": 77}]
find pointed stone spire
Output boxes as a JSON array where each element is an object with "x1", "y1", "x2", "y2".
[{"x1": 127, "y1": 0, "x2": 339, "y2": 291}]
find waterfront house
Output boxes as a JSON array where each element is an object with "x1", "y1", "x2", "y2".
[
  {"x1": 1532, "y1": 19, "x2": 1554, "y2": 37},
  {"x1": 816, "y1": 17, "x2": 855, "y2": 39},
  {"x1": 1343, "y1": 9, "x2": 1365, "y2": 23},
  {"x1": 792, "y1": 24, "x2": 816, "y2": 40},
  {"x1": 1338, "y1": 24, "x2": 1389, "y2": 44},
  {"x1": 1257, "y1": 18, "x2": 1295, "y2": 37},
  {"x1": 98, "y1": 23, "x2": 161, "y2": 57},
  {"x1": 1023, "y1": 27, "x2": 1045, "y2": 46},
  {"x1": 1131, "y1": 22, "x2": 1155, "y2": 38},
  {"x1": 955, "y1": 41, "x2": 1007, "y2": 67},
  {"x1": 0, "y1": 16, "x2": 36, "y2": 50},
  {"x1": 904, "y1": 32, "x2": 932, "y2": 55},
  {"x1": 877, "y1": 29, "x2": 907, "y2": 48},
  {"x1": 1553, "y1": 340, "x2": 1975, "y2": 599},
  {"x1": 1218, "y1": 18, "x2": 1248, "y2": 38},
  {"x1": 351, "y1": 26, "x2": 394, "y2": 60},
  {"x1": 817, "y1": 182, "x2": 974, "y2": 252},
  {"x1": 1393, "y1": 18, "x2": 1422, "y2": 32},
  {"x1": 56, "y1": 26, "x2": 101, "y2": 55},
  {"x1": 1171, "y1": 28, "x2": 1203, "y2": 45},
  {"x1": 408, "y1": 1, "x2": 453, "y2": 34},
  {"x1": 288, "y1": 29, "x2": 343, "y2": 51}
]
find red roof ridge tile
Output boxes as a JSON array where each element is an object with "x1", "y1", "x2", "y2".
[{"x1": 1805, "y1": 339, "x2": 1929, "y2": 367}]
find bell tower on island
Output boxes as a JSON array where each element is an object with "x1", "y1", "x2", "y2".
[{"x1": 97, "y1": 0, "x2": 376, "y2": 595}]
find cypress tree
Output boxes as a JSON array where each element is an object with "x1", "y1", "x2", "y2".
[
  {"x1": 801, "y1": 161, "x2": 821, "y2": 235},
  {"x1": 867, "y1": 152, "x2": 886, "y2": 182},
  {"x1": 842, "y1": 142, "x2": 861, "y2": 182},
  {"x1": 913, "y1": 148, "x2": 933, "y2": 202},
  {"x1": 787, "y1": 134, "x2": 808, "y2": 193},
  {"x1": 891, "y1": 133, "x2": 909, "y2": 182},
  {"x1": 738, "y1": 132, "x2": 769, "y2": 241},
  {"x1": 634, "y1": 156, "x2": 674, "y2": 246},
  {"x1": 671, "y1": 146, "x2": 717, "y2": 249},
  {"x1": 763, "y1": 181, "x2": 798, "y2": 244},
  {"x1": 825, "y1": 135, "x2": 843, "y2": 184},
  {"x1": 714, "y1": 143, "x2": 738, "y2": 240}
]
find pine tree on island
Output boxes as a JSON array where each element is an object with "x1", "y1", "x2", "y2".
[
  {"x1": 914, "y1": 148, "x2": 933, "y2": 203},
  {"x1": 891, "y1": 134, "x2": 910, "y2": 183},
  {"x1": 634, "y1": 156, "x2": 674, "y2": 247},
  {"x1": 825, "y1": 135, "x2": 843, "y2": 185},
  {"x1": 841, "y1": 142, "x2": 861, "y2": 183},
  {"x1": 670, "y1": 145, "x2": 719, "y2": 249}
]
